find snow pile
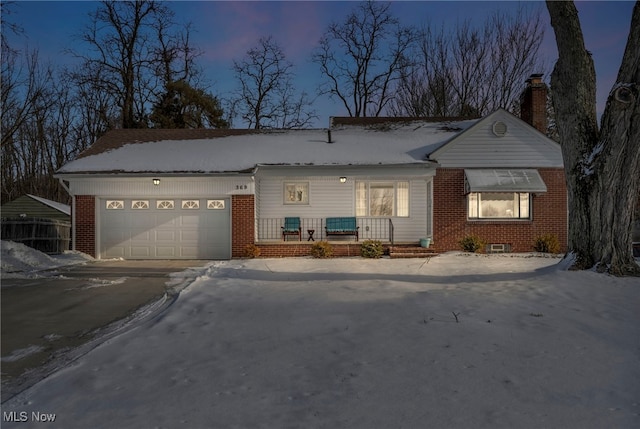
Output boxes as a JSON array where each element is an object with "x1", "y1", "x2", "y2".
[
  {"x1": 1, "y1": 240, "x2": 93, "y2": 278},
  {"x1": 3, "y1": 254, "x2": 639, "y2": 428}
]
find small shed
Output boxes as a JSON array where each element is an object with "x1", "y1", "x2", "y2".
[
  {"x1": 1, "y1": 194, "x2": 70, "y2": 222},
  {"x1": 1, "y1": 195, "x2": 71, "y2": 253}
]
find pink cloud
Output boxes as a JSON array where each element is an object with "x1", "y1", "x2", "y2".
[{"x1": 195, "y1": 1, "x2": 327, "y2": 63}]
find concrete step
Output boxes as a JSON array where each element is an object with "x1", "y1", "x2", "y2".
[
  {"x1": 388, "y1": 246, "x2": 438, "y2": 258},
  {"x1": 389, "y1": 252, "x2": 439, "y2": 259}
]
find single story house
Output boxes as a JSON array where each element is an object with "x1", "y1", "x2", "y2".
[{"x1": 55, "y1": 76, "x2": 567, "y2": 259}]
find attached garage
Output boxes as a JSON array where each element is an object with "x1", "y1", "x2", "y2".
[{"x1": 99, "y1": 198, "x2": 231, "y2": 259}]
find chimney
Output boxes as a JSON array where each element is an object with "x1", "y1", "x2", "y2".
[{"x1": 520, "y1": 73, "x2": 548, "y2": 134}]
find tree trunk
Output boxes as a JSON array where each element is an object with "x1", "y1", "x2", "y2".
[{"x1": 547, "y1": 1, "x2": 640, "y2": 276}]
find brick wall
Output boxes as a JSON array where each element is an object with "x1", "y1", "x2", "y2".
[
  {"x1": 232, "y1": 194, "x2": 255, "y2": 257},
  {"x1": 257, "y1": 242, "x2": 363, "y2": 258},
  {"x1": 74, "y1": 195, "x2": 96, "y2": 257},
  {"x1": 432, "y1": 168, "x2": 567, "y2": 252}
]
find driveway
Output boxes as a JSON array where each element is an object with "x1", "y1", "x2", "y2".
[{"x1": 1, "y1": 260, "x2": 209, "y2": 402}]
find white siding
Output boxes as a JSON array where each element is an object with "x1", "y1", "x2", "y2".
[
  {"x1": 256, "y1": 176, "x2": 431, "y2": 243},
  {"x1": 258, "y1": 176, "x2": 354, "y2": 219},
  {"x1": 67, "y1": 176, "x2": 254, "y2": 197},
  {"x1": 432, "y1": 110, "x2": 563, "y2": 168}
]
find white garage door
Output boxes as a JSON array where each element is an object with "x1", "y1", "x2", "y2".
[{"x1": 100, "y1": 198, "x2": 230, "y2": 259}]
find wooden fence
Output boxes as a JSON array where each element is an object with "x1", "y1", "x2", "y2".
[{"x1": 1, "y1": 217, "x2": 71, "y2": 254}]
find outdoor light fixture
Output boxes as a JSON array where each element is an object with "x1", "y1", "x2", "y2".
[
  {"x1": 340, "y1": 177, "x2": 347, "y2": 183},
  {"x1": 153, "y1": 178, "x2": 160, "y2": 186}
]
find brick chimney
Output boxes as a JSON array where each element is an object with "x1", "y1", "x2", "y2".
[{"x1": 520, "y1": 73, "x2": 548, "y2": 134}]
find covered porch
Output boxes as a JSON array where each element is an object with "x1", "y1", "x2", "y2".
[{"x1": 256, "y1": 217, "x2": 395, "y2": 244}]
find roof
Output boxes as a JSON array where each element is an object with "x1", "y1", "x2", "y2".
[
  {"x1": 56, "y1": 119, "x2": 477, "y2": 175},
  {"x1": 27, "y1": 195, "x2": 71, "y2": 216},
  {"x1": 1, "y1": 195, "x2": 70, "y2": 220}
]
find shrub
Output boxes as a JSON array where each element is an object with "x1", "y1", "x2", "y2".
[
  {"x1": 310, "y1": 241, "x2": 333, "y2": 258},
  {"x1": 243, "y1": 244, "x2": 261, "y2": 258},
  {"x1": 361, "y1": 240, "x2": 384, "y2": 258},
  {"x1": 533, "y1": 233, "x2": 561, "y2": 253},
  {"x1": 458, "y1": 234, "x2": 486, "y2": 253}
]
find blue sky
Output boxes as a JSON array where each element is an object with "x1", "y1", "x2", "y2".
[{"x1": 4, "y1": 1, "x2": 635, "y2": 127}]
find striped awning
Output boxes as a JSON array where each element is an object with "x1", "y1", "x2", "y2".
[{"x1": 464, "y1": 169, "x2": 547, "y2": 193}]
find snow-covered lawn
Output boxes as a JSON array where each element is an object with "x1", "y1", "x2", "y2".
[{"x1": 3, "y1": 253, "x2": 640, "y2": 428}]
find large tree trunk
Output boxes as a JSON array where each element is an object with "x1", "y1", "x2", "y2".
[{"x1": 547, "y1": 1, "x2": 640, "y2": 276}]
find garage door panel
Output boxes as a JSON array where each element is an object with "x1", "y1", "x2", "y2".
[
  {"x1": 104, "y1": 246, "x2": 126, "y2": 259},
  {"x1": 180, "y1": 215, "x2": 200, "y2": 226},
  {"x1": 180, "y1": 230, "x2": 199, "y2": 242},
  {"x1": 155, "y1": 230, "x2": 176, "y2": 241},
  {"x1": 155, "y1": 247, "x2": 176, "y2": 258},
  {"x1": 131, "y1": 229, "x2": 152, "y2": 241},
  {"x1": 131, "y1": 247, "x2": 151, "y2": 258},
  {"x1": 180, "y1": 246, "x2": 199, "y2": 258},
  {"x1": 100, "y1": 198, "x2": 230, "y2": 260},
  {"x1": 155, "y1": 214, "x2": 178, "y2": 227}
]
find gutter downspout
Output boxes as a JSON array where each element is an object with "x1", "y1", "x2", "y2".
[{"x1": 57, "y1": 178, "x2": 75, "y2": 251}]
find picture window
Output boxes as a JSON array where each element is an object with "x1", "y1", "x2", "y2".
[
  {"x1": 468, "y1": 192, "x2": 530, "y2": 219},
  {"x1": 284, "y1": 182, "x2": 309, "y2": 205}
]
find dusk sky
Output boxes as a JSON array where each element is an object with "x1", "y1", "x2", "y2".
[{"x1": 4, "y1": 1, "x2": 636, "y2": 127}]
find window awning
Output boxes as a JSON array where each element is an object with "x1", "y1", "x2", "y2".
[{"x1": 464, "y1": 169, "x2": 547, "y2": 193}]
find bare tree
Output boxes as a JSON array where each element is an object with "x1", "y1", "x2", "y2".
[
  {"x1": 312, "y1": 0, "x2": 417, "y2": 117},
  {"x1": 71, "y1": 1, "x2": 162, "y2": 128},
  {"x1": 231, "y1": 36, "x2": 315, "y2": 129},
  {"x1": 546, "y1": 1, "x2": 640, "y2": 275},
  {"x1": 389, "y1": 5, "x2": 545, "y2": 118}
]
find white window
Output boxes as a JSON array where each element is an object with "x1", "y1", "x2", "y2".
[
  {"x1": 207, "y1": 200, "x2": 225, "y2": 209},
  {"x1": 106, "y1": 200, "x2": 124, "y2": 210},
  {"x1": 157, "y1": 200, "x2": 175, "y2": 210},
  {"x1": 468, "y1": 192, "x2": 530, "y2": 219},
  {"x1": 355, "y1": 181, "x2": 409, "y2": 217},
  {"x1": 284, "y1": 182, "x2": 309, "y2": 205},
  {"x1": 181, "y1": 200, "x2": 200, "y2": 209},
  {"x1": 131, "y1": 200, "x2": 149, "y2": 210}
]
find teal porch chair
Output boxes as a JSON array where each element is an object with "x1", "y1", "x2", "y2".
[{"x1": 281, "y1": 217, "x2": 302, "y2": 241}]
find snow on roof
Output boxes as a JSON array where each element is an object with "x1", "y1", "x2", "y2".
[
  {"x1": 27, "y1": 194, "x2": 71, "y2": 216},
  {"x1": 57, "y1": 120, "x2": 477, "y2": 174}
]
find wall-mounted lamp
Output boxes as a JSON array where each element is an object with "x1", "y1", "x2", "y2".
[
  {"x1": 153, "y1": 178, "x2": 160, "y2": 186},
  {"x1": 339, "y1": 177, "x2": 347, "y2": 183}
]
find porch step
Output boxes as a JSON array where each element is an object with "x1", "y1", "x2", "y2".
[{"x1": 388, "y1": 246, "x2": 439, "y2": 259}]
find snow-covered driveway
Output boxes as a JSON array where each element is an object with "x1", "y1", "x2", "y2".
[{"x1": 3, "y1": 254, "x2": 639, "y2": 428}]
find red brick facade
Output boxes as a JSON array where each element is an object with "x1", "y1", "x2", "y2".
[
  {"x1": 432, "y1": 168, "x2": 567, "y2": 253},
  {"x1": 74, "y1": 195, "x2": 96, "y2": 257},
  {"x1": 257, "y1": 243, "x2": 363, "y2": 258},
  {"x1": 232, "y1": 194, "x2": 255, "y2": 258}
]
